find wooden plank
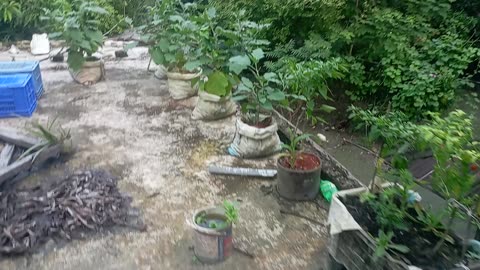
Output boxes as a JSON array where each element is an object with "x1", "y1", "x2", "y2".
[
  {"x1": 0, "y1": 127, "x2": 42, "y2": 149},
  {"x1": 0, "y1": 144, "x2": 15, "y2": 168}
]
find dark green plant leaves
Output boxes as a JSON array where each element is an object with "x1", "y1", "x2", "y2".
[
  {"x1": 67, "y1": 51, "x2": 85, "y2": 71},
  {"x1": 204, "y1": 71, "x2": 231, "y2": 97}
]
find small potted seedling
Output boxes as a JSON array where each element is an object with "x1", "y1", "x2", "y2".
[
  {"x1": 142, "y1": 0, "x2": 203, "y2": 100},
  {"x1": 44, "y1": 1, "x2": 109, "y2": 85},
  {"x1": 191, "y1": 200, "x2": 238, "y2": 263},
  {"x1": 277, "y1": 128, "x2": 322, "y2": 200}
]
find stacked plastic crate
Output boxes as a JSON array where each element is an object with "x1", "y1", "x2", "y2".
[{"x1": 0, "y1": 61, "x2": 43, "y2": 118}]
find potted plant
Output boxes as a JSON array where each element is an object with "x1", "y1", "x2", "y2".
[
  {"x1": 142, "y1": 0, "x2": 204, "y2": 100},
  {"x1": 328, "y1": 109, "x2": 480, "y2": 269},
  {"x1": 191, "y1": 7, "x2": 270, "y2": 121},
  {"x1": 45, "y1": 1, "x2": 109, "y2": 85},
  {"x1": 191, "y1": 201, "x2": 239, "y2": 263},
  {"x1": 277, "y1": 128, "x2": 322, "y2": 200},
  {"x1": 227, "y1": 48, "x2": 295, "y2": 158}
]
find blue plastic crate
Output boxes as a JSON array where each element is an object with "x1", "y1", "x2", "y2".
[
  {"x1": 0, "y1": 61, "x2": 44, "y2": 99},
  {"x1": 0, "y1": 74, "x2": 37, "y2": 118}
]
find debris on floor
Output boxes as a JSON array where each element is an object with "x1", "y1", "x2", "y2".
[{"x1": 0, "y1": 170, "x2": 144, "y2": 255}]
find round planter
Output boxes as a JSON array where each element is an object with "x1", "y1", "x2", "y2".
[
  {"x1": 166, "y1": 70, "x2": 201, "y2": 100},
  {"x1": 69, "y1": 59, "x2": 105, "y2": 85},
  {"x1": 191, "y1": 207, "x2": 233, "y2": 263},
  {"x1": 277, "y1": 152, "x2": 322, "y2": 200}
]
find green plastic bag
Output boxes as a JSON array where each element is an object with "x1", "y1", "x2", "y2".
[{"x1": 320, "y1": 180, "x2": 338, "y2": 202}]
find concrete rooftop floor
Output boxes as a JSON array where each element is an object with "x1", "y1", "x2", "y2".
[{"x1": 0, "y1": 52, "x2": 330, "y2": 270}]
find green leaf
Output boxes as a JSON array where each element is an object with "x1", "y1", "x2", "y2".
[
  {"x1": 204, "y1": 71, "x2": 230, "y2": 96},
  {"x1": 206, "y1": 7, "x2": 216, "y2": 19},
  {"x1": 150, "y1": 47, "x2": 165, "y2": 65},
  {"x1": 158, "y1": 39, "x2": 169, "y2": 51},
  {"x1": 319, "y1": 105, "x2": 336, "y2": 113},
  {"x1": 67, "y1": 51, "x2": 85, "y2": 71},
  {"x1": 267, "y1": 90, "x2": 286, "y2": 101},
  {"x1": 85, "y1": 30, "x2": 103, "y2": 44},
  {"x1": 228, "y1": 55, "x2": 251, "y2": 75},
  {"x1": 263, "y1": 72, "x2": 277, "y2": 81},
  {"x1": 184, "y1": 60, "x2": 202, "y2": 72},
  {"x1": 389, "y1": 244, "x2": 410, "y2": 254},
  {"x1": 251, "y1": 48, "x2": 265, "y2": 62},
  {"x1": 241, "y1": 77, "x2": 254, "y2": 89}
]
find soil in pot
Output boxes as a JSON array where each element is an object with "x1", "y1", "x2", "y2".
[
  {"x1": 277, "y1": 153, "x2": 322, "y2": 200},
  {"x1": 342, "y1": 195, "x2": 463, "y2": 269},
  {"x1": 192, "y1": 209, "x2": 233, "y2": 263},
  {"x1": 279, "y1": 153, "x2": 321, "y2": 170}
]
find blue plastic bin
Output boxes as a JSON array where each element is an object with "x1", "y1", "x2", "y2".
[
  {"x1": 0, "y1": 74, "x2": 37, "y2": 118},
  {"x1": 0, "y1": 61, "x2": 44, "y2": 99}
]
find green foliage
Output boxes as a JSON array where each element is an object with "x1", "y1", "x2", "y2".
[
  {"x1": 44, "y1": 1, "x2": 109, "y2": 71},
  {"x1": 142, "y1": 0, "x2": 204, "y2": 73},
  {"x1": 0, "y1": 1, "x2": 20, "y2": 23},
  {"x1": 223, "y1": 200, "x2": 238, "y2": 224},
  {"x1": 280, "y1": 128, "x2": 312, "y2": 169},
  {"x1": 214, "y1": 0, "x2": 480, "y2": 120},
  {"x1": 1, "y1": 0, "x2": 128, "y2": 41},
  {"x1": 282, "y1": 58, "x2": 347, "y2": 124},
  {"x1": 374, "y1": 230, "x2": 410, "y2": 261},
  {"x1": 233, "y1": 49, "x2": 290, "y2": 125}
]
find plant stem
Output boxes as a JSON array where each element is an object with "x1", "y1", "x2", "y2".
[{"x1": 432, "y1": 206, "x2": 457, "y2": 256}]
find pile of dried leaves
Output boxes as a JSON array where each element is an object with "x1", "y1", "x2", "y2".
[{"x1": 0, "y1": 170, "x2": 144, "y2": 255}]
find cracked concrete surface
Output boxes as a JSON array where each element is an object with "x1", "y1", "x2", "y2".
[{"x1": 0, "y1": 56, "x2": 329, "y2": 270}]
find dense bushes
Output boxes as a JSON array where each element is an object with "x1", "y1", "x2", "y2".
[
  {"x1": 0, "y1": 0, "x2": 139, "y2": 40},
  {"x1": 213, "y1": 0, "x2": 480, "y2": 119}
]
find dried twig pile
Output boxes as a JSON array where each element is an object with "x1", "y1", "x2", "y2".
[{"x1": 0, "y1": 170, "x2": 143, "y2": 255}]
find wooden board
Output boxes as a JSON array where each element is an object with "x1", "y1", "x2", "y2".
[
  {"x1": 0, "y1": 128, "x2": 43, "y2": 149},
  {"x1": 0, "y1": 144, "x2": 15, "y2": 168}
]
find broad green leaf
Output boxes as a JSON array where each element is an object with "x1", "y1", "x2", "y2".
[
  {"x1": 79, "y1": 40, "x2": 92, "y2": 51},
  {"x1": 268, "y1": 90, "x2": 286, "y2": 101},
  {"x1": 67, "y1": 51, "x2": 85, "y2": 71},
  {"x1": 85, "y1": 30, "x2": 103, "y2": 44},
  {"x1": 67, "y1": 29, "x2": 83, "y2": 42},
  {"x1": 123, "y1": 41, "x2": 138, "y2": 51},
  {"x1": 228, "y1": 55, "x2": 250, "y2": 75},
  {"x1": 169, "y1": 15, "x2": 184, "y2": 22},
  {"x1": 184, "y1": 60, "x2": 202, "y2": 72},
  {"x1": 251, "y1": 48, "x2": 264, "y2": 62},
  {"x1": 150, "y1": 47, "x2": 165, "y2": 65},
  {"x1": 241, "y1": 77, "x2": 254, "y2": 89},
  {"x1": 49, "y1": 32, "x2": 63, "y2": 39},
  {"x1": 232, "y1": 95, "x2": 248, "y2": 101},
  {"x1": 263, "y1": 72, "x2": 277, "y2": 81},
  {"x1": 204, "y1": 71, "x2": 230, "y2": 96},
  {"x1": 158, "y1": 39, "x2": 169, "y2": 51}
]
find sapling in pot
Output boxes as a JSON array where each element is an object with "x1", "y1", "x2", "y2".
[
  {"x1": 191, "y1": 201, "x2": 238, "y2": 263},
  {"x1": 142, "y1": 0, "x2": 205, "y2": 99},
  {"x1": 191, "y1": 7, "x2": 269, "y2": 121},
  {"x1": 277, "y1": 127, "x2": 322, "y2": 200},
  {"x1": 44, "y1": 1, "x2": 109, "y2": 85}
]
